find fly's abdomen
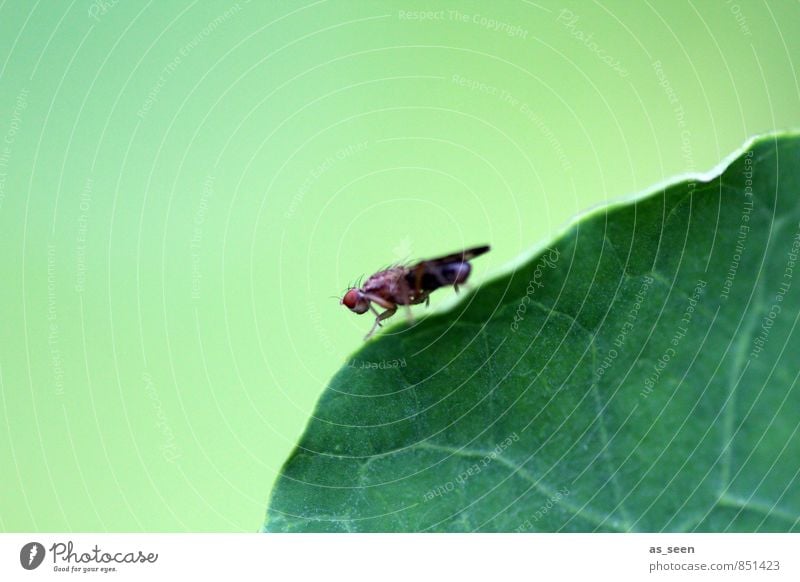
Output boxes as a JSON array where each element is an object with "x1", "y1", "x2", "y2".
[
  {"x1": 440, "y1": 261, "x2": 471, "y2": 285},
  {"x1": 408, "y1": 261, "x2": 471, "y2": 292}
]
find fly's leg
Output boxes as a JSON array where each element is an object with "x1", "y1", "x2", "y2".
[
  {"x1": 362, "y1": 293, "x2": 395, "y2": 310},
  {"x1": 413, "y1": 264, "x2": 425, "y2": 297},
  {"x1": 399, "y1": 278, "x2": 416, "y2": 323},
  {"x1": 361, "y1": 295, "x2": 398, "y2": 339},
  {"x1": 403, "y1": 303, "x2": 414, "y2": 323},
  {"x1": 365, "y1": 305, "x2": 397, "y2": 340}
]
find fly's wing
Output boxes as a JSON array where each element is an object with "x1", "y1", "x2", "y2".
[
  {"x1": 405, "y1": 245, "x2": 490, "y2": 295},
  {"x1": 414, "y1": 245, "x2": 491, "y2": 268}
]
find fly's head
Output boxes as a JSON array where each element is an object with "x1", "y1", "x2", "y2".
[{"x1": 341, "y1": 288, "x2": 369, "y2": 314}]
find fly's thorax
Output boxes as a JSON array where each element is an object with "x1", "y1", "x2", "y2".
[{"x1": 363, "y1": 266, "x2": 412, "y2": 302}]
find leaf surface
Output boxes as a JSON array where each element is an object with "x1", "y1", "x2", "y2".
[{"x1": 264, "y1": 134, "x2": 800, "y2": 532}]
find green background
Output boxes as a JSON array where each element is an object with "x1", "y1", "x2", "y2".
[{"x1": 0, "y1": 0, "x2": 798, "y2": 532}]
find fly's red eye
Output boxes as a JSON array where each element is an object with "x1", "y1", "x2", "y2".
[{"x1": 342, "y1": 289, "x2": 359, "y2": 309}]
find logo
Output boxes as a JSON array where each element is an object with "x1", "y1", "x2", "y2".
[{"x1": 20, "y1": 542, "x2": 46, "y2": 570}]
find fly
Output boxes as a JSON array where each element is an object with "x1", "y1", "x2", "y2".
[{"x1": 341, "y1": 245, "x2": 490, "y2": 339}]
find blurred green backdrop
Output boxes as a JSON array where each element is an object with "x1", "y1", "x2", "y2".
[{"x1": 0, "y1": 0, "x2": 798, "y2": 531}]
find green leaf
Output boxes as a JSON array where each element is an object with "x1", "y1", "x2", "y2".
[{"x1": 264, "y1": 134, "x2": 800, "y2": 532}]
